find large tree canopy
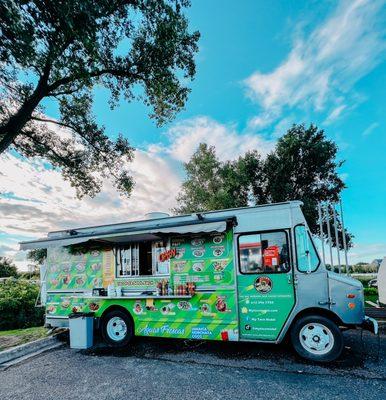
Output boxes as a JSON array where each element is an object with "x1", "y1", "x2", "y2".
[
  {"x1": 175, "y1": 124, "x2": 353, "y2": 248},
  {"x1": 0, "y1": 0, "x2": 199, "y2": 197}
]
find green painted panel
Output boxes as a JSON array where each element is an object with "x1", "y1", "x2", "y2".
[
  {"x1": 237, "y1": 273, "x2": 295, "y2": 340},
  {"x1": 45, "y1": 230, "x2": 255, "y2": 342},
  {"x1": 46, "y1": 248, "x2": 105, "y2": 290},
  {"x1": 46, "y1": 291, "x2": 239, "y2": 341},
  {"x1": 170, "y1": 230, "x2": 234, "y2": 288}
]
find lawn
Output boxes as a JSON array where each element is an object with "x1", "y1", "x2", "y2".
[
  {"x1": 354, "y1": 276, "x2": 379, "y2": 307},
  {"x1": 0, "y1": 326, "x2": 48, "y2": 351}
]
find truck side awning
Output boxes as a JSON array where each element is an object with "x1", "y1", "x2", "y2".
[{"x1": 19, "y1": 217, "x2": 236, "y2": 250}]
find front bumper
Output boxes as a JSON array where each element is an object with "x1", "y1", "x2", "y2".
[{"x1": 361, "y1": 316, "x2": 379, "y2": 335}]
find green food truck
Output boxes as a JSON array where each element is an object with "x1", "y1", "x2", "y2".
[{"x1": 20, "y1": 201, "x2": 378, "y2": 362}]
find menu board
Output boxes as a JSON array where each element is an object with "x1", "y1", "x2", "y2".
[
  {"x1": 170, "y1": 230, "x2": 234, "y2": 288},
  {"x1": 46, "y1": 247, "x2": 112, "y2": 290}
]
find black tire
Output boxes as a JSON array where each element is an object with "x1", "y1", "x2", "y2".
[
  {"x1": 290, "y1": 315, "x2": 344, "y2": 362},
  {"x1": 100, "y1": 309, "x2": 133, "y2": 347}
]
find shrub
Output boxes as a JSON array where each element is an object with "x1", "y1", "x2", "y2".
[
  {"x1": 0, "y1": 279, "x2": 44, "y2": 331},
  {"x1": 364, "y1": 287, "x2": 378, "y2": 297}
]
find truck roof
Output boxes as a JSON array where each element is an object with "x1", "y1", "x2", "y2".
[
  {"x1": 48, "y1": 200, "x2": 303, "y2": 238},
  {"x1": 19, "y1": 201, "x2": 303, "y2": 250}
]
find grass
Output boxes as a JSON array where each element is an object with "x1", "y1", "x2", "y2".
[
  {"x1": 0, "y1": 326, "x2": 49, "y2": 351},
  {"x1": 353, "y1": 276, "x2": 379, "y2": 307},
  {"x1": 364, "y1": 294, "x2": 379, "y2": 307}
]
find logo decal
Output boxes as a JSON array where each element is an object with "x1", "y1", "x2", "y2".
[{"x1": 254, "y1": 276, "x2": 272, "y2": 293}]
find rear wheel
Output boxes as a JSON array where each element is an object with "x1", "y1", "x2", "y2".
[
  {"x1": 101, "y1": 310, "x2": 133, "y2": 347},
  {"x1": 291, "y1": 315, "x2": 343, "y2": 362}
]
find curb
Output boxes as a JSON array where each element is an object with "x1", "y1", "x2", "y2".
[{"x1": 0, "y1": 334, "x2": 63, "y2": 365}]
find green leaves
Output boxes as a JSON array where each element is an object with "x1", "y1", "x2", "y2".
[
  {"x1": 174, "y1": 144, "x2": 265, "y2": 213},
  {"x1": 0, "y1": 279, "x2": 44, "y2": 330},
  {"x1": 0, "y1": 0, "x2": 199, "y2": 197},
  {"x1": 0, "y1": 257, "x2": 18, "y2": 278}
]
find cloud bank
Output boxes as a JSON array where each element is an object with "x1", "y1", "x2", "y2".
[
  {"x1": 0, "y1": 116, "x2": 272, "y2": 266},
  {"x1": 245, "y1": 0, "x2": 386, "y2": 125}
]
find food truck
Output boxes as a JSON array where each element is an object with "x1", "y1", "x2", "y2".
[{"x1": 20, "y1": 201, "x2": 378, "y2": 362}]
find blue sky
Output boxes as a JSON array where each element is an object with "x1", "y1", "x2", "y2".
[{"x1": 1, "y1": 0, "x2": 386, "y2": 267}]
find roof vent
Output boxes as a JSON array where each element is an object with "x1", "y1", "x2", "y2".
[{"x1": 144, "y1": 212, "x2": 170, "y2": 220}]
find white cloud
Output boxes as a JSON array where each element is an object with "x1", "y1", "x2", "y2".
[
  {"x1": 324, "y1": 104, "x2": 347, "y2": 125},
  {"x1": 362, "y1": 122, "x2": 380, "y2": 136},
  {"x1": 0, "y1": 116, "x2": 275, "y2": 265},
  {"x1": 1, "y1": 121, "x2": 384, "y2": 269},
  {"x1": 247, "y1": 111, "x2": 278, "y2": 131},
  {"x1": 0, "y1": 150, "x2": 181, "y2": 240},
  {"x1": 348, "y1": 242, "x2": 386, "y2": 264},
  {"x1": 165, "y1": 116, "x2": 275, "y2": 162},
  {"x1": 244, "y1": 0, "x2": 386, "y2": 122}
]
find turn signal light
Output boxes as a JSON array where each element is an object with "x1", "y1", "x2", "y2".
[
  {"x1": 347, "y1": 294, "x2": 356, "y2": 299},
  {"x1": 348, "y1": 302, "x2": 356, "y2": 309}
]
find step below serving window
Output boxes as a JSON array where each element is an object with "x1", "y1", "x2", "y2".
[{"x1": 116, "y1": 239, "x2": 170, "y2": 277}]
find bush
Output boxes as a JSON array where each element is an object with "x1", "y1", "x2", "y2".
[
  {"x1": 364, "y1": 287, "x2": 378, "y2": 296},
  {"x1": 0, "y1": 279, "x2": 44, "y2": 331}
]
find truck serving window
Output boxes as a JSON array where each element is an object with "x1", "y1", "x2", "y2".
[
  {"x1": 295, "y1": 225, "x2": 320, "y2": 272},
  {"x1": 238, "y1": 231, "x2": 290, "y2": 274},
  {"x1": 116, "y1": 239, "x2": 170, "y2": 277}
]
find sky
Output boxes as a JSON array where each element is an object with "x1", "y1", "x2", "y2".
[{"x1": 1, "y1": 0, "x2": 386, "y2": 270}]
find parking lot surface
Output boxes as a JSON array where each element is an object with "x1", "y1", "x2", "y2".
[{"x1": 0, "y1": 330, "x2": 385, "y2": 400}]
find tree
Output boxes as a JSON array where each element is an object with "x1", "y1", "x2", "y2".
[
  {"x1": 27, "y1": 249, "x2": 47, "y2": 266},
  {"x1": 0, "y1": 257, "x2": 18, "y2": 278},
  {"x1": 263, "y1": 124, "x2": 353, "y2": 248},
  {"x1": 0, "y1": 0, "x2": 199, "y2": 197},
  {"x1": 175, "y1": 124, "x2": 352, "y2": 247},
  {"x1": 174, "y1": 144, "x2": 265, "y2": 213}
]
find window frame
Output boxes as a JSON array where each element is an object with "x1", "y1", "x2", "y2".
[
  {"x1": 115, "y1": 245, "x2": 139, "y2": 278},
  {"x1": 237, "y1": 229, "x2": 291, "y2": 275},
  {"x1": 294, "y1": 224, "x2": 321, "y2": 273},
  {"x1": 114, "y1": 239, "x2": 171, "y2": 279}
]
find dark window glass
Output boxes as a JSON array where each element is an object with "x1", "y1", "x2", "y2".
[{"x1": 239, "y1": 231, "x2": 290, "y2": 274}]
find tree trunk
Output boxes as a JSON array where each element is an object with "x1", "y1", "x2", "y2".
[{"x1": 0, "y1": 77, "x2": 48, "y2": 154}]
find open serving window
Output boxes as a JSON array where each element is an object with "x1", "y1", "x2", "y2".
[
  {"x1": 20, "y1": 217, "x2": 236, "y2": 282},
  {"x1": 115, "y1": 239, "x2": 171, "y2": 277}
]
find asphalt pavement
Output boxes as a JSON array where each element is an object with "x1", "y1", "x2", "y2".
[{"x1": 0, "y1": 329, "x2": 385, "y2": 400}]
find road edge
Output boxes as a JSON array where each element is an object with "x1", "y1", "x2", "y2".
[{"x1": 0, "y1": 332, "x2": 65, "y2": 365}]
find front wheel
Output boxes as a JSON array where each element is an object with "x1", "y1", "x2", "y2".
[
  {"x1": 101, "y1": 310, "x2": 133, "y2": 347},
  {"x1": 290, "y1": 315, "x2": 343, "y2": 362}
]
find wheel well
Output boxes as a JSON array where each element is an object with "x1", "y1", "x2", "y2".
[
  {"x1": 291, "y1": 307, "x2": 343, "y2": 327},
  {"x1": 99, "y1": 305, "x2": 134, "y2": 329}
]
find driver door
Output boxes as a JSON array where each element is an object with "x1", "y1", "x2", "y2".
[{"x1": 237, "y1": 230, "x2": 295, "y2": 341}]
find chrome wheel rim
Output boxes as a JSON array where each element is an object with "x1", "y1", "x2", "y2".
[
  {"x1": 106, "y1": 316, "x2": 127, "y2": 341},
  {"x1": 299, "y1": 322, "x2": 334, "y2": 355}
]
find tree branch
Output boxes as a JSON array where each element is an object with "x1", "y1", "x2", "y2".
[
  {"x1": 31, "y1": 116, "x2": 75, "y2": 130},
  {"x1": 31, "y1": 116, "x2": 121, "y2": 179},
  {"x1": 19, "y1": 130, "x2": 76, "y2": 167},
  {"x1": 47, "y1": 67, "x2": 143, "y2": 93}
]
